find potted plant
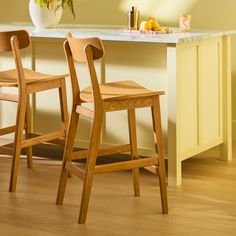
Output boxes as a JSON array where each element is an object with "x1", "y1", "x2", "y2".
[
  {"x1": 29, "y1": 0, "x2": 75, "y2": 29},
  {"x1": 35, "y1": 0, "x2": 75, "y2": 17}
]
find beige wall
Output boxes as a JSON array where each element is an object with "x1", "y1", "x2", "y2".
[
  {"x1": 1, "y1": 0, "x2": 236, "y2": 28},
  {"x1": 1, "y1": 0, "x2": 236, "y2": 139}
]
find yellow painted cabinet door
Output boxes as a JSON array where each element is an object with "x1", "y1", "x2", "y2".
[
  {"x1": 177, "y1": 44, "x2": 198, "y2": 157},
  {"x1": 198, "y1": 39, "x2": 222, "y2": 147},
  {"x1": 177, "y1": 38, "x2": 222, "y2": 159}
]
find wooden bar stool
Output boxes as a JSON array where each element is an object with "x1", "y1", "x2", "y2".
[
  {"x1": 56, "y1": 33, "x2": 168, "y2": 223},
  {"x1": 0, "y1": 30, "x2": 68, "y2": 192}
]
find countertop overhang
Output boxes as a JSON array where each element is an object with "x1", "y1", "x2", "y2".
[{"x1": 0, "y1": 22, "x2": 235, "y2": 44}]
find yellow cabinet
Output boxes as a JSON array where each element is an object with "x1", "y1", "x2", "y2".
[{"x1": 177, "y1": 38, "x2": 223, "y2": 159}]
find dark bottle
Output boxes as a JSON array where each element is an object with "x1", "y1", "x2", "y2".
[{"x1": 128, "y1": 6, "x2": 140, "y2": 30}]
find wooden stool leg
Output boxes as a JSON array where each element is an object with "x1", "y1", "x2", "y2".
[
  {"x1": 128, "y1": 109, "x2": 140, "y2": 197},
  {"x1": 56, "y1": 108, "x2": 80, "y2": 205},
  {"x1": 58, "y1": 79, "x2": 71, "y2": 176},
  {"x1": 9, "y1": 95, "x2": 27, "y2": 192},
  {"x1": 58, "y1": 79, "x2": 69, "y2": 130},
  {"x1": 25, "y1": 96, "x2": 33, "y2": 168},
  {"x1": 78, "y1": 112, "x2": 103, "y2": 224},
  {"x1": 151, "y1": 96, "x2": 168, "y2": 214}
]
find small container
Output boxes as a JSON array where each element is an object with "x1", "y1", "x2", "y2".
[
  {"x1": 128, "y1": 6, "x2": 140, "y2": 30},
  {"x1": 179, "y1": 14, "x2": 191, "y2": 32}
]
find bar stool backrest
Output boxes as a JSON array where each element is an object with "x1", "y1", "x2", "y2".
[
  {"x1": 66, "y1": 32, "x2": 104, "y2": 62},
  {"x1": 0, "y1": 30, "x2": 30, "y2": 52},
  {"x1": 64, "y1": 33, "x2": 104, "y2": 105}
]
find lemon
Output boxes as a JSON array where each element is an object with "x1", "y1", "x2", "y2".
[
  {"x1": 139, "y1": 21, "x2": 152, "y2": 31},
  {"x1": 148, "y1": 17, "x2": 161, "y2": 31}
]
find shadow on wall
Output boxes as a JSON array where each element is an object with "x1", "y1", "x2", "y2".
[
  {"x1": 0, "y1": 0, "x2": 30, "y2": 23},
  {"x1": 0, "y1": 0, "x2": 235, "y2": 30},
  {"x1": 190, "y1": 0, "x2": 236, "y2": 30},
  {"x1": 0, "y1": 0, "x2": 199, "y2": 26},
  {"x1": 65, "y1": 0, "x2": 199, "y2": 26},
  {"x1": 63, "y1": 0, "x2": 127, "y2": 25}
]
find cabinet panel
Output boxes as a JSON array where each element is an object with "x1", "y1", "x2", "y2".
[
  {"x1": 177, "y1": 45, "x2": 198, "y2": 156},
  {"x1": 198, "y1": 39, "x2": 222, "y2": 146}
]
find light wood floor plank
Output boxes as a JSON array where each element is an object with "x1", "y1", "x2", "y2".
[{"x1": 0, "y1": 145, "x2": 236, "y2": 236}]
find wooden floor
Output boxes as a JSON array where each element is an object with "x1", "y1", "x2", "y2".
[{"x1": 0, "y1": 145, "x2": 236, "y2": 236}]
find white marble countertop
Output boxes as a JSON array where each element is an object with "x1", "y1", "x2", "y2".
[{"x1": 0, "y1": 22, "x2": 235, "y2": 44}]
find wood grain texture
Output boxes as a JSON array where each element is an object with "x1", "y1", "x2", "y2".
[
  {"x1": 0, "y1": 30, "x2": 69, "y2": 192},
  {"x1": 59, "y1": 35, "x2": 168, "y2": 223},
  {"x1": 0, "y1": 145, "x2": 236, "y2": 235},
  {"x1": 128, "y1": 109, "x2": 140, "y2": 197}
]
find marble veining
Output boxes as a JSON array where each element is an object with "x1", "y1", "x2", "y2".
[{"x1": 0, "y1": 23, "x2": 235, "y2": 44}]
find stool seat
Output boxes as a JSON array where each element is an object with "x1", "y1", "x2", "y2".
[
  {"x1": 80, "y1": 80, "x2": 164, "y2": 102},
  {"x1": 0, "y1": 68, "x2": 68, "y2": 87}
]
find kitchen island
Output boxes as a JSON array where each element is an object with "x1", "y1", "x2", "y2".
[{"x1": 0, "y1": 23, "x2": 234, "y2": 186}]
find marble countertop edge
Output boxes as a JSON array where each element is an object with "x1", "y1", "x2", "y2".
[{"x1": 0, "y1": 23, "x2": 235, "y2": 44}]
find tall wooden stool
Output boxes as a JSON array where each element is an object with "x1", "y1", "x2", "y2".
[
  {"x1": 0, "y1": 30, "x2": 68, "y2": 192},
  {"x1": 56, "y1": 33, "x2": 168, "y2": 223}
]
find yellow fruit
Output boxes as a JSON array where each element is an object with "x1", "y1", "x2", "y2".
[
  {"x1": 148, "y1": 17, "x2": 161, "y2": 31},
  {"x1": 152, "y1": 25, "x2": 161, "y2": 31},
  {"x1": 160, "y1": 27, "x2": 170, "y2": 33},
  {"x1": 139, "y1": 21, "x2": 152, "y2": 31}
]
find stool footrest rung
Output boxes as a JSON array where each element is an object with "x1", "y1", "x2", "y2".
[
  {"x1": 76, "y1": 105, "x2": 94, "y2": 120},
  {"x1": 144, "y1": 165, "x2": 159, "y2": 175},
  {"x1": 0, "y1": 125, "x2": 16, "y2": 136},
  {"x1": 0, "y1": 93, "x2": 18, "y2": 102},
  {"x1": 28, "y1": 132, "x2": 65, "y2": 146},
  {"x1": 65, "y1": 162, "x2": 85, "y2": 181},
  {"x1": 22, "y1": 130, "x2": 66, "y2": 148},
  {"x1": 72, "y1": 144, "x2": 131, "y2": 160},
  {"x1": 94, "y1": 157, "x2": 158, "y2": 174}
]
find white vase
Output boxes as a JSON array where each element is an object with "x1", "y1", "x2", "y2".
[{"x1": 29, "y1": 0, "x2": 63, "y2": 29}]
